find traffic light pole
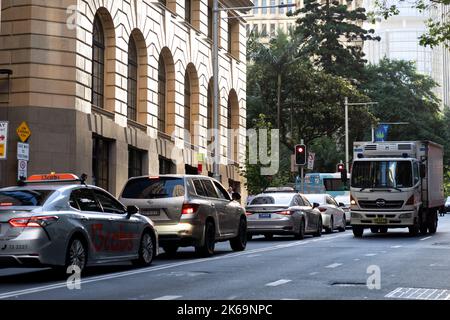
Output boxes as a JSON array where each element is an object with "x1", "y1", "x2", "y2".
[{"x1": 300, "y1": 139, "x2": 304, "y2": 193}]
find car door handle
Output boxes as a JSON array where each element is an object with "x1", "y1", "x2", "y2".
[{"x1": 211, "y1": 203, "x2": 216, "y2": 208}]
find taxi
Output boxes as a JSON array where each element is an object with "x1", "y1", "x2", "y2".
[{"x1": 0, "y1": 173, "x2": 158, "y2": 273}]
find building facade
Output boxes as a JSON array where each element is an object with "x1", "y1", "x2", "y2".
[{"x1": 0, "y1": 0, "x2": 250, "y2": 197}]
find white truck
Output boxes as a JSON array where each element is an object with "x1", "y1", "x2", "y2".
[{"x1": 350, "y1": 141, "x2": 444, "y2": 237}]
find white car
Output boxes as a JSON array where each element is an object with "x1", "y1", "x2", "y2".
[
  {"x1": 334, "y1": 194, "x2": 350, "y2": 225},
  {"x1": 303, "y1": 194, "x2": 346, "y2": 233}
]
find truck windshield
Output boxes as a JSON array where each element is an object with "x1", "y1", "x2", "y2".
[{"x1": 351, "y1": 161, "x2": 413, "y2": 189}]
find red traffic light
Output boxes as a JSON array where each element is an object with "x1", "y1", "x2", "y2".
[
  {"x1": 337, "y1": 163, "x2": 344, "y2": 171},
  {"x1": 297, "y1": 146, "x2": 304, "y2": 153}
]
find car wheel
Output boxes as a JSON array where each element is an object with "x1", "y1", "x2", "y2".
[
  {"x1": 162, "y1": 244, "x2": 179, "y2": 256},
  {"x1": 353, "y1": 226, "x2": 364, "y2": 238},
  {"x1": 65, "y1": 237, "x2": 87, "y2": 274},
  {"x1": 313, "y1": 219, "x2": 322, "y2": 237},
  {"x1": 195, "y1": 220, "x2": 216, "y2": 257},
  {"x1": 338, "y1": 216, "x2": 346, "y2": 232},
  {"x1": 294, "y1": 219, "x2": 305, "y2": 240},
  {"x1": 264, "y1": 234, "x2": 274, "y2": 240},
  {"x1": 325, "y1": 217, "x2": 333, "y2": 234},
  {"x1": 133, "y1": 231, "x2": 155, "y2": 267},
  {"x1": 230, "y1": 218, "x2": 247, "y2": 251}
]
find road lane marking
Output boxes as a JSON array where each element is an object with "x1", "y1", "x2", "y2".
[
  {"x1": 386, "y1": 287, "x2": 450, "y2": 300},
  {"x1": 266, "y1": 279, "x2": 292, "y2": 287},
  {"x1": 420, "y1": 236, "x2": 432, "y2": 241},
  {"x1": 0, "y1": 233, "x2": 351, "y2": 299},
  {"x1": 353, "y1": 259, "x2": 360, "y2": 261},
  {"x1": 309, "y1": 272, "x2": 319, "y2": 276},
  {"x1": 153, "y1": 295, "x2": 182, "y2": 300},
  {"x1": 391, "y1": 245, "x2": 402, "y2": 248},
  {"x1": 247, "y1": 254, "x2": 261, "y2": 258},
  {"x1": 365, "y1": 253, "x2": 377, "y2": 257},
  {"x1": 325, "y1": 263, "x2": 342, "y2": 269}
]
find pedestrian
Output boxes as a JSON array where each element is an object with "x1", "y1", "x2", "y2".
[{"x1": 227, "y1": 186, "x2": 233, "y2": 198}]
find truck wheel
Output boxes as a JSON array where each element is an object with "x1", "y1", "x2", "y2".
[
  {"x1": 370, "y1": 227, "x2": 379, "y2": 234},
  {"x1": 419, "y1": 223, "x2": 428, "y2": 235},
  {"x1": 428, "y1": 210, "x2": 438, "y2": 234},
  {"x1": 353, "y1": 226, "x2": 364, "y2": 238},
  {"x1": 408, "y1": 225, "x2": 419, "y2": 236},
  {"x1": 379, "y1": 227, "x2": 388, "y2": 233}
]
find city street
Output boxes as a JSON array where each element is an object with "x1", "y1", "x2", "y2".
[{"x1": 1, "y1": 215, "x2": 449, "y2": 300}]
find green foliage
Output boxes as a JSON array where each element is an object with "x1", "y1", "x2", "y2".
[{"x1": 291, "y1": 0, "x2": 380, "y2": 82}]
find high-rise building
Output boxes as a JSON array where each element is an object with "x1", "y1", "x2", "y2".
[{"x1": 0, "y1": 0, "x2": 250, "y2": 196}]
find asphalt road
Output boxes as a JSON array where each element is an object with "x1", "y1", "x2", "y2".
[{"x1": 1, "y1": 215, "x2": 450, "y2": 300}]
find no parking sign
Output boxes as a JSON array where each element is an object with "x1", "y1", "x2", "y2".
[{"x1": 18, "y1": 159, "x2": 27, "y2": 180}]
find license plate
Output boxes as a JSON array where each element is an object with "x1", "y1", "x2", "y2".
[
  {"x1": 259, "y1": 213, "x2": 271, "y2": 219},
  {"x1": 373, "y1": 217, "x2": 387, "y2": 224},
  {"x1": 141, "y1": 209, "x2": 160, "y2": 216}
]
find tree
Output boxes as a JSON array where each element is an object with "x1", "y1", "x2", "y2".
[
  {"x1": 291, "y1": 0, "x2": 380, "y2": 82},
  {"x1": 359, "y1": 58, "x2": 446, "y2": 146},
  {"x1": 373, "y1": 0, "x2": 450, "y2": 48}
]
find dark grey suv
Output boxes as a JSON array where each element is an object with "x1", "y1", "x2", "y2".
[{"x1": 119, "y1": 175, "x2": 247, "y2": 257}]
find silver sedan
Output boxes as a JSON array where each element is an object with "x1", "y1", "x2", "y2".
[
  {"x1": 0, "y1": 174, "x2": 158, "y2": 273},
  {"x1": 245, "y1": 192, "x2": 323, "y2": 240},
  {"x1": 303, "y1": 194, "x2": 346, "y2": 234}
]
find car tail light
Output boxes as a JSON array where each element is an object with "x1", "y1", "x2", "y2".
[
  {"x1": 405, "y1": 195, "x2": 415, "y2": 206},
  {"x1": 318, "y1": 207, "x2": 327, "y2": 212},
  {"x1": 278, "y1": 210, "x2": 293, "y2": 215},
  {"x1": 0, "y1": 202, "x2": 13, "y2": 206},
  {"x1": 245, "y1": 211, "x2": 253, "y2": 216},
  {"x1": 181, "y1": 203, "x2": 200, "y2": 215},
  {"x1": 9, "y1": 216, "x2": 59, "y2": 228}
]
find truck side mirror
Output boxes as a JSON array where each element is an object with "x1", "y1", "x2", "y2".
[{"x1": 420, "y1": 164, "x2": 426, "y2": 178}]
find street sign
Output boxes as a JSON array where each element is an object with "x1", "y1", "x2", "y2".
[
  {"x1": 16, "y1": 121, "x2": 31, "y2": 143},
  {"x1": 307, "y1": 152, "x2": 315, "y2": 170},
  {"x1": 17, "y1": 142, "x2": 29, "y2": 161},
  {"x1": 18, "y1": 159, "x2": 27, "y2": 180},
  {"x1": 0, "y1": 121, "x2": 8, "y2": 160}
]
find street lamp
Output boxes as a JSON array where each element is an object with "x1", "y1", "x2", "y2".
[
  {"x1": 211, "y1": 1, "x2": 296, "y2": 180},
  {"x1": 344, "y1": 97, "x2": 378, "y2": 172}
]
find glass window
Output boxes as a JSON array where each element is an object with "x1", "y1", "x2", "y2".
[
  {"x1": 208, "y1": 3, "x2": 213, "y2": 39},
  {"x1": 92, "y1": 135, "x2": 110, "y2": 191},
  {"x1": 207, "y1": 80, "x2": 214, "y2": 141},
  {"x1": 261, "y1": 24, "x2": 267, "y2": 37},
  {"x1": 193, "y1": 179, "x2": 208, "y2": 197},
  {"x1": 184, "y1": 72, "x2": 191, "y2": 133},
  {"x1": 301, "y1": 195, "x2": 312, "y2": 207},
  {"x1": 71, "y1": 189, "x2": 102, "y2": 212},
  {"x1": 253, "y1": 0, "x2": 259, "y2": 14},
  {"x1": 158, "y1": 55, "x2": 166, "y2": 132},
  {"x1": 122, "y1": 177, "x2": 185, "y2": 199},
  {"x1": 279, "y1": 0, "x2": 284, "y2": 14},
  {"x1": 0, "y1": 190, "x2": 54, "y2": 207},
  {"x1": 262, "y1": 0, "x2": 267, "y2": 14},
  {"x1": 159, "y1": 156, "x2": 175, "y2": 174},
  {"x1": 128, "y1": 147, "x2": 144, "y2": 178},
  {"x1": 213, "y1": 181, "x2": 231, "y2": 200},
  {"x1": 270, "y1": 0, "x2": 276, "y2": 13},
  {"x1": 351, "y1": 161, "x2": 413, "y2": 189},
  {"x1": 93, "y1": 189, "x2": 125, "y2": 214},
  {"x1": 185, "y1": 0, "x2": 191, "y2": 23},
  {"x1": 201, "y1": 179, "x2": 219, "y2": 198},
  {"x1": 323, "y1": 178, "x2": 346, "y2": 191},
  {"x1": 270, "y1": 23, "x2": 276, "y2": 36},
  {"x1": 250, "y1": 195, "x2": 294, "y2": 205},
  {"x1": 304, "y1": 194, "x2": 326, "y2": 205},
  {"x1": 413, "y1": 162, "x2": 420, "y2": 185},
  {"x1": 92, "y1": 15, "x2": 105, "y2": 109},
  {"x1": 127, "y1": 37, "x2": 138, "y2": 121}
]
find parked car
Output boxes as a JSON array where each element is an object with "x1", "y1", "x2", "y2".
[
  {"x1": 334, "y1": 194, "x2": 350, "y2": 225},
  {"x1": 303, "y1": 194, "x2": 346, "y2": 233},
  {"x1": 119, "y1": 175, "x2": 247, "y2": 257},
  {"x1": 245, "y1": 191, "x2": 323, "y2": 240},
  {"x1": 0, "y1": 173, "x2": 157, "y2": 273}
]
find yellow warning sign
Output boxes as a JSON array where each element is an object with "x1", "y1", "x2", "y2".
[
  {"x1": 0, "y1": 144, "x2": 4, "y2": 158},
  {"x1": 16, "y1": 122, "x2": 31, "y2": 143}
]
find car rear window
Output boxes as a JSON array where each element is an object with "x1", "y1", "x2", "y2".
[
  {"x1": 304, "y1": 195, "x2": 325, "y2": 205},
  {"x1": 250, "y1": 195, "x2": 293, "y2": 206},
  {"x1": 121, "y1": 177, "x2": 185, "y2": 199},
  {"x1": 0, "y1": 190, "x2": 54, "y2": 207}
]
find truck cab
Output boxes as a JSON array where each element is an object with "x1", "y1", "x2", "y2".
[{"x1": 350, "y1": 141, "x2": 444, "y2": 237}]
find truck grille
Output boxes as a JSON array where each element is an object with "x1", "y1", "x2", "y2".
[{"x1": 358, "y1": 200, "x2": 404, "y2": 209}]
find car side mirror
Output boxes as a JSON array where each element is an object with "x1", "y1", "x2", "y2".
[
  {"x1": 232, "y1": 192, "x2": 241, "y2": 202},
  {"x1": 126, "y1": 205, "x2": 139, "y2": 218},
  {"x1": 313, "y1": 202, "x2": 320, "y2": 209},
  {"x1": 339, "y1": 202, "x2": 346, "y2": 207}
]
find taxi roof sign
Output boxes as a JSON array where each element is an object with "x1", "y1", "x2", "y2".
[{"x1": 26, "y1": 173, "x2": 80, "y2": 183}]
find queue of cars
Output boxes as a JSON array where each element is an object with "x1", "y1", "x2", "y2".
[{"x1": 0, "y1": 173, "x2": 347, "y2": 274}]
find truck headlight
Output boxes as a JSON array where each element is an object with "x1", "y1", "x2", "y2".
[
  {"x1": 399, "y1": 213, "x2": 412, "y2": 219},
  {"x1": 351, "y1": 212, "x2": 362, "y2": 218}
]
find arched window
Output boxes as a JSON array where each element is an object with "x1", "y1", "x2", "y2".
[
  {"x1": 184, "y1": 72, "x2": 191, "y2": 134},
  {"x1": 158, "y1": 55, "x2": 166, "y2": 132},
  {"x1": 92, "y1": 15, "x2": 105, "y2": 108},
  {"x1": 127, "y1": 37, "x2": 138, "y2": 121}
]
